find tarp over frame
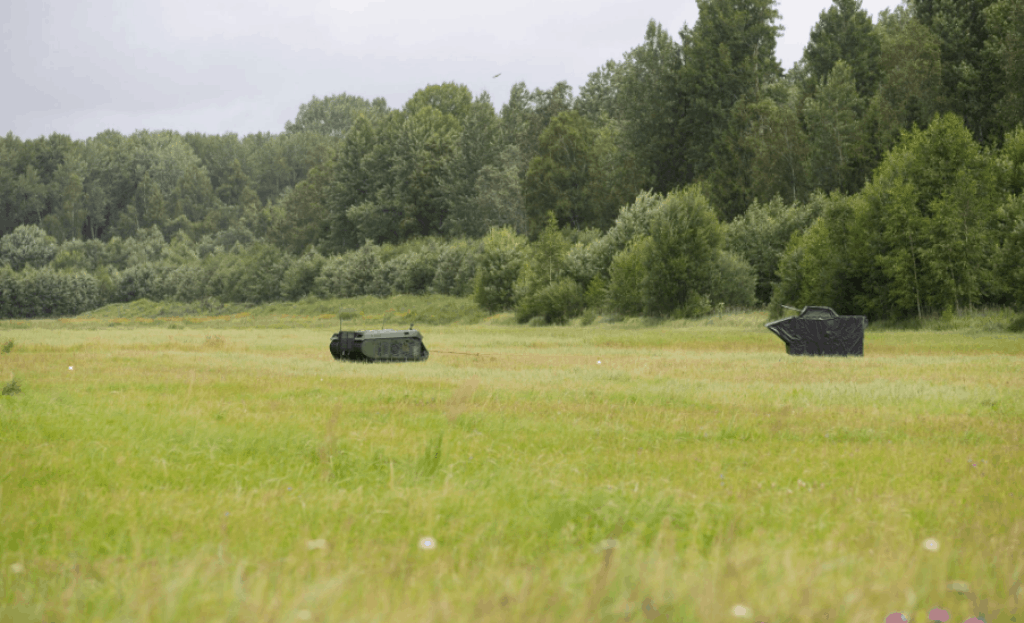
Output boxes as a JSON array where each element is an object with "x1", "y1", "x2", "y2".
[{"x1": 765, "y1": 306, "x2": 867, "y2": 356}]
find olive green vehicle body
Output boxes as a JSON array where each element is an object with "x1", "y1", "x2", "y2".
[{"x1": 329, "y1": 329, "x2": 429, "y2": 362}]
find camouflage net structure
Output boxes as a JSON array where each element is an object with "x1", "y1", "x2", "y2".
[{"x1": 765, "y1": 306, "x2": 867, "y2": 356}]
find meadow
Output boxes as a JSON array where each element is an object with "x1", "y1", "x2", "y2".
[{"x1": 1, "y1": 300, "x2": 1022, "y2": 623}]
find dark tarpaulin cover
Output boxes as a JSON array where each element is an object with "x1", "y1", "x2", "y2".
[{"x1": 765, "y1": 306, "x2": 867, "y2": 356}]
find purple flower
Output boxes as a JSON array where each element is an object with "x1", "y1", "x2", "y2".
[{"x1": 927, "y1": 608, "x2": 949, "y2": 622}]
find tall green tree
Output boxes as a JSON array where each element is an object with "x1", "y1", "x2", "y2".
[
  {"x1": 911, "y1": 0, "x2": 1001, "y2": 142},
  {"x1": 867, "y1": 7, "x2": 945, "y2": 153},
  {"x1": 575, "y1": 60, "x2": 621, "y2": 123},
  {"x1": 523, "y1": 111, "x2": 597, "y2": 233},
  {"x1": 744, "y1": 82, "x2": 811, "y2": 205},
  {"x1": 801, "y1": 0, "x2": 882, "y2": 97},
  {"x1": 390, "y1": 104, "x2": 461, "y2": 238},
  {"x1": 615, "y1": 20, "x2": 684, "y2": 192},
  {"x1": 498, "y1": 81, "x2": 575, "y2": 173},
  {"x1": 44, "y1": 151, "x2": 88, "y2": 241},
  {"x1": 804, "y1": 61, "x2": 869, "y2": 194},
  {"x1": 439, "y1": 92, "x2": 502, "y2": 236},
  {"x1": 284, "y1": 93, "x2": 387, "y2": 137},
  {"x1": 863, "y1": 113, "x2": 1001, "y2": 317},
  {"x1": 643, "y1": 187, "x2": 723, "y2": 316},
  {"x1": 984, "y1": 0, "x2": 1024, "y2": 133},
  {"x1": 450, "y1": 146, "x2": 527, "y2": 238},
  {"x1": 677, "y1": 0, "x2": 783, "y2": 184}
]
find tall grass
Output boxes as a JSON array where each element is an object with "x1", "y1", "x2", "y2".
[{"x1": 1, "y1": 314, "x2": 1021, "y2": 622}]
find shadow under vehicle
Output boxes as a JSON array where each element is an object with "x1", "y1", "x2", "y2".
[
  {"x1": 765, "y1": 306, "x2": 867, "y2": 356},
  {"x1": 329, "y1": 326, "x2": 429, "y2": 362}
]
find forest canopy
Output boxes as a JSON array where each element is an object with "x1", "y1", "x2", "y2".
[{"x1": 2, "y1": 0, "x2": 1023, "y2": 322}]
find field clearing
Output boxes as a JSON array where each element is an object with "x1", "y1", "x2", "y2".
[{"x1": 1, "y1": 312, "x2": 1022, "y2": 623}]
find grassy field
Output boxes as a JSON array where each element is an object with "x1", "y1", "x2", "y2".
[{"x1": 1, "y1": 304, "x2": 1022, "y2": 623}]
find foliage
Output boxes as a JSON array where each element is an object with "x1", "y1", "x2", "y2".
[
  {"x1": 726, "y1": 195, "x2": 822, "y2": 303},
  {"x1": 995, "y1": 194, "x2": 1024, "y2": 310},
  {"x1": 431, "y1": 238, "x2": 481, "y2": 297},
  {"x1": 315, "y1": 243, "x2": 385, "y2": 299},
  {"x1": 0, "y1": 6, "x2": 1023, "y2": 319},
  {"x1": 0, "y1": 265, "x2": 100, "y2": 318},
  {"x1": 641, "y1": 187, "x2": 723, "y2": 316},
  {"x1": 804, "y1": 61, "x2": 869, "y2": 194},
  {"x1": 514, "y1": 277, "x2": 586, "y2": 324},
  {"x1": 773, "y1": 114, "x2": 1011, "y2": 320},
  {"x1": 869, "y1": 7, "x2": 944, "y2": 152},
  {"x1": 280, "y1": 250, "x2": 326, "y2": 301},
  {"x1": 0, "y1": 225, "x2": 58, "y2": 270},
  {"x1": 614, "y1": 20, "x2": 683, "y2": 193},
  {"x1": 606, "y1": 236, "x2": 651, "y2": 316},
  {"x1": 473, "y1": 227, "x2": 527, "y2": 312},
  {"x1": 284, "y1": 93, "x2": 387, "y2": 137},
  {"x1": 677, "y1": 0, "x2": 783, "y2": 184},
  {"x1": 523, "y1": 111, "x2": 598, "y2": 232},
  {"x1": 709, "y1": 250, "x2": 758, "y2": 308},
  {"x1": 801, "y1": 0, "x2": 882, "y2": 97}
]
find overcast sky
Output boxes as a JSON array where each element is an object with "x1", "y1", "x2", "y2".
[{"x1": 3, "y1": 0, "x2": 899, "y2": 141}]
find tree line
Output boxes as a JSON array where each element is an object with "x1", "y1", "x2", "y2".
[{"x1": 1, "y1": 0, "x2": 1023, "y2": 321}]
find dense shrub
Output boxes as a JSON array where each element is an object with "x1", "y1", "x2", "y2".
[
  {"x1": 0, "y1": 225, "x2": 58, "y2": 270},
  {"x1": 386, "y1": 241, "x2": 440, "y2": 295},
  {"x1": 315, "y1": 243, "x2": 384, "y2": 298},
  {"x1": 206, "y1": 243, "x2": 289, "y2": 303},
  {"x1": 164, "y1": 262, "x2": 209, "y2": 302},
  {"x1": 725, "y1": 195, "x2": 821, "y2": 303},
  {"x1": 641, "y1": 187, "x2": 722, "y2": 316},
  {"x1": 115, "y1": 262, "x2": 167, "y2": 303},
  {"x1": 515, "y1": 277, "x2": 586, "y2": 324},
  {"x1": 432, "y1": 239, "x2": 479, "y2": 296},
  {"x1": 583, "y1": 190, "x2": 663, "y2": 276},
  {"x1": 606, "y1": 236, "x2": 650, "y2": 316},
  {"x1": 709, "y1": 250, "x2": 757, "y2": 308},
  {"x1": 0, "y1": 267, "x2": 100, "y2": 318},
  {"x1": 0, "y1": 267, "x2": 18, "y2": 318},
  {"x1": 281, "y1": 251, "x2": 325, "y2": 300},
  {"x1": 473, "y1": 227, "x2": 527, "y2": 312}
]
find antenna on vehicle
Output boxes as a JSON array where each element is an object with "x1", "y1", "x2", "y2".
[{"x1": 381, "y1": 312, "x2": 388, "y2": 330}]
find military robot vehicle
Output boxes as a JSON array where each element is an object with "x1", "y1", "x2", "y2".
[{"x1": 330, "y1": 325, "x2": 429, "y2": 362}]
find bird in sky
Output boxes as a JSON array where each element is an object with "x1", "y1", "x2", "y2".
[{"x1": 493, "y1": 73, "x2": 501, "y2": 78}]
